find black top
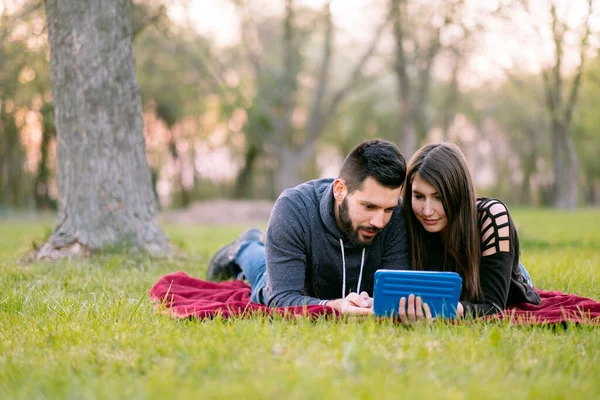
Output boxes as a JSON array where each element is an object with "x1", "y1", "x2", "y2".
[{"x1": 423, "y1": 197, "x2": 541, "y2": 317}]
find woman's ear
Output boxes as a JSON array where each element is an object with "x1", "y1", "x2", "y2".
[{"x1": 333, "y1": 178, "x2": 347, "y2": 201}]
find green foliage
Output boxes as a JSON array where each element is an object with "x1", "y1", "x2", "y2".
[
  {"x1": 1, "y1": 210, "x2": 599, "y2": 399},
  {"x1": 133, "y1": 17, "x2": 213, "y2": 127},
  {"x1": 323, "y1": 83, "x2": 399, "y2": 156}
]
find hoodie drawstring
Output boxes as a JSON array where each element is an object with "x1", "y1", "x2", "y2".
[{"x1": 339, "y1": 238, "x2": 366, "y2": 298}]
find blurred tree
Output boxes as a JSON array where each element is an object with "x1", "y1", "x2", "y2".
[
  {"x1": 277, "y1": 1, "x2": 393, "y2": 194},
  {"x1": 37, "y1": 0, "x2": 169, "y2": 259},
  {"x1": 543, "y1": 0, "x2": 594, "y2": 209},
  {"x1": 574, "y1": 54, "x2": 600, "y2": 204},
  {"x1": 391, "y1": 0, "x2": 475, "y2": 158},
  {"x1": 465, "y1": 75, "x2": 552, "y2": 205},
  {"x1": 322, "y1": 86, "x2": 397, "y2": 160},
  {"x1": 233, "y1": 0, "x2": 392, "y2": 196},
  {"x1": 134, "y1": 20, "x2": 215, "y2": 207},
  {"x1": 0, "y1": 4, "x2": 35, "y2": 208},
  {"x1": 18, "y1": 7, "x2": 58, "y2": 211},
  {"x1": 517, "y1": 0, "x2": 596, "y2": 209},
  {"x1": 34, "y1": 102, "x2": 56, "y2": 210}
]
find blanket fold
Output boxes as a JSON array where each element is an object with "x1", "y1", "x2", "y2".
[
  {"x1": 148, "y1": 271, "x2": 338, "y2": 319},
  {"x1": 149, "y1": 271, "x2": 600, "y2": 324}
]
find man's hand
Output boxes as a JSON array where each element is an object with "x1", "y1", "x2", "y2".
[
  {"x1": 326, "y1": 291, "x2": 374, "y2": 316},
  {"x1": 398, "y1": 294, "x2": 433, "y2": 323}
]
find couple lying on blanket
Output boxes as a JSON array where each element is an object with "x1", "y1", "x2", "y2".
[{"x1": 206, "y1": 139, "x2": 541, "y2": 322}]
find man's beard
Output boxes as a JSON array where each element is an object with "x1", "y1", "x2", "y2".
[{"x1": 338, "y1": 197, "x2": 382, "y2": 247}]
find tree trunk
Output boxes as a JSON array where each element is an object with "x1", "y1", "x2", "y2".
[
  {"x1": 551, "y1": 121, "x2": 566, "y2": 208},
  {"x1": 1, "y1": 108, "x2": 24, "y2": 207},
  {"x1": 0, "y1": 99, "x2": 6, "y2": 205},
  {"x1": 34, "y1": 102, "x2": 56, "y2": 210},
  {"x1": 38, "y1": 0, "x2": 169, "y2": 260},
  {"x1": 233, "y1": 143, "x2": 260, "y2": 199},
  {"x1": 564, "y1": 134, "x2": 579, "y2": 209},
  {"x1": 551, "y1": 121, "x2": 578, "y2": 210},
  {"x1": 519, "y1": 153, "x2": 536, "y2": 206},
  {"x1": 399, "y1": 98, "x2": 417, "y2": 158},
  {"x1": 276, "y1": 144, "x2": 314, "y2": 195},
  {"x1": 392, "y1": 0, "x2": 417, "y2": 159}
]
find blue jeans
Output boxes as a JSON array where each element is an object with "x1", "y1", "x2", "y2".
[
  {"x1": 519, "y1": 263, "x2": 534, "y2": 287},
  {"x1": 235, "y1": 241, "x2": 268, "y2": 304}
]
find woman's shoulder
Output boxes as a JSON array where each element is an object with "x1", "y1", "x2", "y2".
[
  {"x1": 476, "y1": 197, "x2": 513, "y2": 256},
  {"x1": 476, "y1": 197, "x2": 510, "y2": 215}
]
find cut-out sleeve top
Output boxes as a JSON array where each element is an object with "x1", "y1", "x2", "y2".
[{"x1": 459, "y1": 198, "x2": 541, "y2": 317}]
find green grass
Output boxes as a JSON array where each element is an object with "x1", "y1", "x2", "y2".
[{"x1": 0, "y1": 209, "x2": 599, "y2": 400}]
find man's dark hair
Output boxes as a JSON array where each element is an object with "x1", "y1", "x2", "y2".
[{"x1": 339, "y1": 139, "x2": 406, "y2": 193}]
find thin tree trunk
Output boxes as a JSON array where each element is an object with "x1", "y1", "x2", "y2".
[
  {"x1": 551, "y1": 121, "x2": 566, "y2": 208},
  {"x1": 38, "y1": 0, "x2": 169, "y2": 260},
  {"x1": 233, "y1": 144, "x2": 260, "y2": 199},
  {"x1": 276, "y1": 145, "x2": 312, "y2": 195},
  {"x1": 0, "y1": 99, "x2": 6, "y2": 205},
  {"x1": 564, "y1": 134, "x2": 579, "y2": 209},
  {"x1": 392, "y1": 0, "x2": 417, "y2": 158},
  {"x1": 551, "y1": 121, "x2": 579, "y2": 209},
  {"x1": 4, "y1": 111, "x2": 23, "y2": 207},
  {"x1": 34, "y1": 102, "x2": 56, "y2": 210}
]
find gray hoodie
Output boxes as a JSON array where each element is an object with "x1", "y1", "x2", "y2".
[{"x1": 265, "y1": 178, "x2": 410, "y2": 307}]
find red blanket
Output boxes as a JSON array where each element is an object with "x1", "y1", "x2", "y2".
[{"x1": 149, "y1": 271, "x2": 600, "y2": 324}]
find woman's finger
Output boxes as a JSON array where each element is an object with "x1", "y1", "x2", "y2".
[
  {"x1": 407, "y1": 294, "x2": 416, "y2": 321},
  {"x1": 399, "y1": 297, "x2": 407, "y2": 319},
  {"x1": 416, "y1": 296, "x2": 424, "y2": 318},
  {"x1": 423, "y1": 301, "x2": 433, "y2": 319}
]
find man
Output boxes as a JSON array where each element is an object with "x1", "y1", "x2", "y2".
[{"x1": 207, "y1": 139, "x2": 410, "y2": 315}]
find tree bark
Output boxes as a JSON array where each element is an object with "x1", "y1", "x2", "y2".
[{"x1": 38, "y1": 0, "x2": 169, "y2": 260}]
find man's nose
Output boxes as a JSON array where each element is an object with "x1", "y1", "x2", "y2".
[{"x1": 370, "y1": 210, "x2": 385, "y2": 229}]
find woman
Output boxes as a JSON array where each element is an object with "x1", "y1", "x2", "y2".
[{"x1": 401, "y1": 142, "x2": 541, "y2": 319}]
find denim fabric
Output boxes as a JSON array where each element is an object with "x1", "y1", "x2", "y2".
[
  {"x1": 235, "y1": 241, "x2": 268, "y2": 304},
  {"x1": 519, "y1": 262, "x2": 533, "y2": 287}
]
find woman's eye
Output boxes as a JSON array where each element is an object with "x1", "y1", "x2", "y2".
[{"x1": 414, "y1": 194, "x2": 424, "y2": 200}]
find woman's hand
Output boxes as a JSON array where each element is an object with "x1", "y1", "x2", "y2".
[
  {"x1": 456, "y1": 302, "x2": 464, "y2": 318},
  {"x1": 398, "y1": 294, "x2": 433, "y2": 323}
]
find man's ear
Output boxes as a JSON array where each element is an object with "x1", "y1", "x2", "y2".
[{"x1": 333, "y1": 178, "x2": 347, "y2": 201}]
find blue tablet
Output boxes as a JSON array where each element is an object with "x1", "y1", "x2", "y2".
[{"x1": 373, "y1": 270, "x2": 463, "y2": 318}]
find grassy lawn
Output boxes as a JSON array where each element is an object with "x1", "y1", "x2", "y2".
[{"x1": 0, "y1": 209, "x2": 599, "y2": 399}]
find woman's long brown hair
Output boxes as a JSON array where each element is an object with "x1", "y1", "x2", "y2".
[{"x1": 402, "y1": 143, "x2": 482, "y2": 301}]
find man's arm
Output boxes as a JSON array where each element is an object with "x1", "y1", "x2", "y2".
[
  {"x1": 265, "y1": 194, "x2": 324, "y2": 307},
  {"x1": 265, "y1": 192, "x2": 377, "y2": 315}
]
